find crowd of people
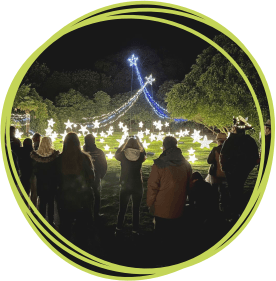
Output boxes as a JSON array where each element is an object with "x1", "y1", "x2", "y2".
[{"x1": 6, "y1": 116, "x2": 271, "y2": 261}]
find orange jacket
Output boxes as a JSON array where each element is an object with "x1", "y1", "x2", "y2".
[{"x1": 147, "y1": 161, "x2": 192, "y2": 219}]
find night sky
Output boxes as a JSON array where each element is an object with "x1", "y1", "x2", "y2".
[{"x1": 38, "y1": 18, "x2": 220, "y2": 78}]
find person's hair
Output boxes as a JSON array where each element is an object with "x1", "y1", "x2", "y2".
[
  {"x1": 191, "y1": 172, "x2": 203, "y2": 181},
  {"x1": 125, "y1": 137, "x2": 142, "y2": 151},
  {"x1": 32, "y1": 133, "x2": 41, "y2": 142},
  {"x1": 62, "y1": 132, "x2": 92, "y2": 175},
  {"x1": 163, "y1": 136, "x2": 177, "y2": 150},
  {"x1": 84, "y1": 134, "x2": 96, "y2": 152},
  {"x1": 37, "y1": 137, "x2": 53, "y2": 156},
  {"x1": 23, "y1": 138, "x2": 33, "y2": 150}
]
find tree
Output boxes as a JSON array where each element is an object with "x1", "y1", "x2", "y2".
[{"x1": 93, "y1": 91, "x2": 111, "y2": 116}]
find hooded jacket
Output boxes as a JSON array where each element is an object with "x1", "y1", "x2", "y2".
[
  {"x1": 147, "y1": 147, "x2": 192, "y2": 219},
  {"x1": 115, "y1": 147, "x2": 146, "y2": 189}
]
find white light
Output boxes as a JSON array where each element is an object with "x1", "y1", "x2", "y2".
[
  {"x1": 118, "y1": 122, "x2": 124, "y2": 129},
  {"x1": 184, "y1": 129, "x2": 190, "y2": 136},
  {"x1": 60, "y1": 130, "x2": 67, "y2": 141},
  {"x1": 104, "y1": 144, "x2": 110, "y2": 151},
  {"x1": 92, "y1": 132, "x2": 97, "y2": 138},
  {"x1": 106, "y1": 151, "x2": 115, "y2": 159},
  {"x1": 64, "y1": 119, "x2": 73, "y2": 129},
  {"x1": 188, "y1": 148, "x2": 195, "y2": 154},
  {"x1": 191, "y1": 129, "x2": 203, "y2": 143},
  {"x1": 149, "y1": 133, "x2": 156, "y2": 142},
  {"x1": 155, "y1": 122, "x2": 163, "y2": 131},
  {"x1": 15, "y1": 129, "x2": 23, "y2": 139},
  {"x1": 145, "y1": 74, "x2": 155, "y2": 85},
  {"x1": 74, "y1": 124, "x2": 77, "y2": 128},
  {"x1": 109, "y1": 126, "x2": 114, "y2": 130},
  {"x1": 107, "y1": 130, "x2": 113, "y2": 136},
  {"x1": 156, "y1": 133, "x2": 164, "y2": 141},
  {"x1": 99, "y1": 138, "x2": 104, "y2": 143},
  {"x1": 188, "y1": 154, "x2": 198, "y2": 163},
  {"x1": 45, "y1": 127, "x2": 53, "y2": 136},
  {"x1": 50, "y1": 131, "x2": 58, "y2": 142},
  {"x1": 128, "y1": 54, "x2": 138, "y2": 66},
  {"x1": 165, "y1": 122, "x2": 169, "y2": 127},
  {"x1": 47, "y1": 118, "x2": 55, "y2": 127},
  {"x1": 79, "y1": 125, "x2": 89, "y2": 136},
  {"x1": 122, "y1": 126, "x2": 129, "y2": 133},
  {"x1": 137, "y1": 130, "x2": 144, "y2": 140},
  {"x1": 153, "y1": 121, "x2": 157, "y2": 126},
  {"x1": 77, "y1": 133, "x2": 81, "y2": 137},
  {"x1": 93, "y1": 120, "x2": 100, "y2": 129},
  {"x1": 139, "y1": 121, "x2": 144, "y2": 128},
  {"x1": 199, "y1": 135, "x2": 213, "y2": 149},
  {"x1": 145, "y1": 129, "x2": 150, "y2": 135},
  {"x1": 100, "y1": 131, "x2": 106, "y2": 137},
  {"x1": 142, "y1": 140, "x2": 150, "y2": 149},
  {"x1": 176, "y1": 130, "x2": 185, "y2": 138},
  {"x1": 166, "y1": 132, "x2": 174, "y2": 137}
]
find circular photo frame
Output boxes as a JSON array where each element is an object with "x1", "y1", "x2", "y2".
[{"x1": 1, "y1": 1, "x2": 274, "y2": 279}]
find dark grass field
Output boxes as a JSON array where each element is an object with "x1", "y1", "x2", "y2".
[{"x1": 24, "y1": 131, "x2": 258, "y2": 267}]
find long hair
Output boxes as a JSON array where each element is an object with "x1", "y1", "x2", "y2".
[
  {"x1": 125, "y1": 138, "x2": 143, "y2": 151},
  {"x1": 37, "y1": 137, "x2": 53, "y2": 157},
  {"x1": 62, "y1": 132, "x2": 92, "y2": 175}
]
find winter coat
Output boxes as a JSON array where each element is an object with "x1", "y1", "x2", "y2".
[
  {"x1": 83, "y1": 144, "x2": 107, "y2": 182},
  {"x1": 30, "y1": 150, "x2": 60, "y2": 196},
  {"x1": 220, "y1": 133, "x2": 259, "y2": 175},
  {"x1": 147, "y1": 147, "x2": 192, "y2": 219},
  {"x1": 56, "y1": 153, "x2": 95, "y2": 213},
  {"x1": 207, "y1": 145, "x2": 225, "y2": 179},
  {"x1": 115, "y1": 148, "x2": 146, "y2": 189}
]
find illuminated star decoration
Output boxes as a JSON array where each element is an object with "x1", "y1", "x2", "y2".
[
  {"x1": 200, "y1": 135, "x2": 213, "y2": 149},
  {"x1": 142, "y1": 140, "x2": 150, "y2": 149},
  {"x1": 50, "y1": 131, "x2": 58, "y2": 142},
  {"x1": 47, "y1": 118, "x2": 55, "y2": 127},
  {"x1": 93, "y1": 120, "x2": 100, "y2": 129},
  {"x1": 122, "y1": 126, "x2": 129, "y2": 134},
  {"x1": 155, "y1": 121, "x2": 163, "y2": 131},
  {"x1": 73, "y1": 124, "x2": 77, "y2": 128},
  {"x1": 149, "y1": 133, "x2": 156, "y2": 142},
  {"x1": 165, "y1": 122, "x2": 169, "y2": 127},
  {"x1": 166, "y1": 132, "x2": 174, "y2": 137},
  {"x1": 191, "y1": 129, "x2": 203, "y2": 143},
  {"x1": 79, "y1": 125, "x2": 89, "y2": 136},
  {"x1": 15, "y1": 129, "x2": 23, "y2": 139},
  {"x1": 145, "y1": 129, "x2": 150, "y2": 136},
  {"x1": 137, "y1": 130, "x2": 144, "y2": 140},
  {"x1": 60, "y1": 130, "x2": 67, "y2": 141},
  {"x1": 64, "y1": 119, "x2": 73, "y2": 129},
  {"x1": 77, "y1": 133, "x2": 81, "y2": 137},
  {"x1": 139, "y1": 121, "x2": 144, "y2": 128},
  {"x1": 184, "y1": 129, "x2": 190, "y2": 136},
  {"x1": 100, "y1": 131, "x2": 106, "y2": 138},
  {"x1": 107, "y1": 129, "x2": 113, "y2": 136},
  {"x1": 188, "y1": 148, "x2": 196, "y2": 155},
  {"x1": 153, "y1": 121, "x2": 157, "y2": 126},
  {"x1": 92, "y1": 132, "x2": 97, "y2": 138},
  {"x1": 156, "y1": 133, "x2": 164, "y2": 141},
  {"x1": 145, "y1": 74, "x2": 155, "y2": 85},
  {"x1": 45, "y1": 127, "x2": 53, "y2": 136},
  {"x1": 118, "y1": 122, "x2": 124, "y2": 129},
  {"x1": 176, "y1": 130, "x2": 185, "y2": 138},
  {"x1": 188, "y1": 154, "x2": 198, "y2": 163},
  {"x1": 99, "y1": 138, "x2": 104, "y2": 143},
  {"x1": 109, "y1": 126, "x2": 114, "y2": 131},
  {"x1": 104, "y1": 144, "x2": 110, "y2": 151},
  {"x1": 128, "y1": 54, "x2": 138, "y2": 66},
  {"x1": 106, "y1": 151, "x2": 115, "y2": 159}
]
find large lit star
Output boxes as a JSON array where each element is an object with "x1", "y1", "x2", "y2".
[
  {"x1": 64, "y1": 119, "x2": 73, "y2": 129},
  {"x1": 188, "y1": 148, "x2": 196, "y2": 154},
  {"x1": 79, "y1": 125, "x2": 88, "y2": 135},
  {"x1": 184, "y1": 129, "x2": 190, "y2": 136},
  {"x1": 149, "y1": 133, "x2": 156, "y2": 142},
  {"x1": 139, "y1": 121, "x2": 144, "y2": 128},
  {"x1": 165, "y1": 122, "x2": 169, "y2": 127},
  {"x1": 104, "y1": 144, "x2": 110, "y2": 151},
  {"x1": 191, "y1": 129, "x2": 203, "y2": 143},
  {"x1": 118, "y1": 122, "x2": 124, "y2": 129},
  {"x1": 99, "y1": 138, "x2": 104, "y2": 143},
  {"x1": 100, "y1": 131, "x2": 106, "y2": 137},
  {"x1": 47, "y1": 118, "x2": 55, "y2": 127},
  {"x1": 156, "y1": 133, "x2": 164, "y2": 141},
  {"x1": 142, "y1": 140, "x2": 150, "y2": 149},
  {"x1": 145, "y1": 129, "x2": 150, "y2": 135},
  {"x1": 106, "y1": 151, "x2": 115, "y2": 159},
  {"x1": 50, "y1": 131, "x2": 58, "y2": 142},
  {"x1": 128, "y1": 54, "x2": 138, "y2": 67},
  {"x1": 60, "y1": 130, "x2": 67, "y2": 141},
  {"x1": 199, "y1": 135, "x2": 213, "y2": 149},
  {"x1": 93, "y1": 120, "x2": 100, "y2": 129},
  {"x1": 145, "y1": 74, "x2": 155, "y2": 85},
  {"x1": 45, "y1": 127, "x2": 53, "y2": 136},
  {"x1": 176, "y1": 130, "x2": 185, "y2": 138},
  {"x1": 188, "y1": 154, "x2": 198, "y2": 163}
]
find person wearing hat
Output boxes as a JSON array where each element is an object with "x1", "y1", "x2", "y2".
[
  {"x1": 207, "y1": 133, "x2": 227, "y2": 211},
  {"x1": 219, "y1": 116, "x2": 259, "y2": 221}
]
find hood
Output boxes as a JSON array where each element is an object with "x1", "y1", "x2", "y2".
[
  {"x1": 83, "y1": 143, "x2": 97, "y2": 152},
  {"x1": 30, "y1": 150, "x2": 60, "y2": 163},
  {"x1": 154, "y1": 147, "x2": 186, "y2": 168},
  {"x1": 124, "y1": 148, "x2": 141, "y2": 161}
]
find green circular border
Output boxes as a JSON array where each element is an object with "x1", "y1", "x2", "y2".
[{"x1": 1, "y1": 1, "x2": 274, "y2": 279}]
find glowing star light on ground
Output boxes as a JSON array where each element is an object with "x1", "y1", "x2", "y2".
[
  {"x1": 156, "y1": 133, "x2": 164, "y2": 141},
  {"x1": 118, "y1": 122, "x2": 124, "y2": 129},
  {"x1": 47, "y1": 118, "x2": 55, "y2": 127},
  {"x1": 122, "y1": 126, "x2": 129, "y2": 134},
  {"x1": 100, "y1": 131, "x2": 106, "y2": 137},
  {"x1": 142, "y1": 140, "x2": 150, "y2": 149},
  {"x1": 139, "y1": 121, "x2": 144, "y2": 128},
  {"x1": 107, "y1": 130, "x2": 113, "y2": 136},
  {"x1": 93, "y1": 120, "x2": 100, "y2": 129},
  {"x1": 191, "y1": 129, "x2": 203, "y2": 143},
  {"x1": 145, "y1": 129, "x2": 150, "y2": 135},
  {"x1": 45, "y1": 127, "x2": 53, "y2": 136},
  {"x1": 64, "y1": 119, "x2": 73, "y2": 129},
  {"x1": 188, "y1": 148, "x2": 196, "y2": 154},
  {"x1": 79, "y1": 125, "x2": 88, "y2": 135},
  {"x1": 165, "y1": 122, "x2": 169, "y2": 127},
  {"x1": 60, "y1": 130, "x2": 67, "y2": 141},
  {"x1": 104, "y1": 144, "x2": 110, "y2": 151},
  {"x1": 176, "y1": 130, "x2": 185, "y2": 138},
  {"x1": 188, "y1": 154, "x2": 198, "y2": 163},
  {"x1": 184, "y1": 129, "x2": 190, "y2": 136},
  {"x1": 149, "y1": 133, "x2": 156, "y2": 142},
  {"x1": 50, "y1": 132, "x2": 58, "y2": 142},
  {"x1": 99, "y1": 138, "x2": 104, "y2": 143},
  {"x1": 155, "y1": 122, "x2": 163, "y2": 131},
  {"x1": 15, "y1": 129, "x2": 23, "y2": 139},
  {"x1": 200, "y1": 135, "x2": 213, "y2": 149},
  {"x1": 137, "y1": 130, "x2": 144, "y2": 140},
  {"x1": 106, "y1": 151, "x2": 115, "y2": 159}
]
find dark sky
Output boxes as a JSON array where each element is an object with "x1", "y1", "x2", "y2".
[{"x1": 37, "y1": 18, "x2": 220, "y2": 77}]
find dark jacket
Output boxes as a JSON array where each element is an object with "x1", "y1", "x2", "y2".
[
  {"x1": 56, "y1": 153, "x2": 95, "y2": 212},
  {"x1": 207, "y1": 145, "x2": 225, "y2": 178},
  {"x1": 83, "y1": 144, "x2": 107, "y2": 181},
  {"x1": 147, "y1": 147, "x2": 192, "y2": 219},
  {"x1": 30, "y1": 150, "x2": 60, "y2": 196},
  {"x1": 10, "y1": 137, "x2": 21, "y2": 156},
  {"x1": 115, "y1": 148, "x2": 146, "y2": 189},
  {"x1": 220, "y1": 133, "x2": 259, "y2": 174},
  {"x1": 18, "y1": 146, "x2": 33, "y2": 192}
]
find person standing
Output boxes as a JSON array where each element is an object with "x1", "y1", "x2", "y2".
[
  {"x1": 147, "y1": 136, "x2": 192, "y2": 237},
  {"x1": 83, "y1": 134, "x2": 107, "y2": 219},
  {"x1": 115, "y1": 137, "x2": 146, "y2": 235},
  {"x1": 263, "y1": 119, "x2": 271, "y2": 171},
  {"x1": 32, "y1": 133, "x2": 41, "y2": 151},
  {"x1": 10, "y1": 126, "x2": 22, "y2": 156},
  {"x1": 220, "y1": 116, "x2": 259, "y2": 221}
]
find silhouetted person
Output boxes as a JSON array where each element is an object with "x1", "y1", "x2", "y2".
[
  {"x1": 263, "y1": 119, "x2": 271, "y2": 171},
  {"x1": 56, "y1": 132, "x2": 95, "y2": 241},
  {"x1": 30, "y1": 137, "x2": 60, "y2": 226},
  {"x1": 10, "y1": 126, "x2": 21, "y2": 156},
  {"x1": 220, "y1": 116, "x2": 259, "y2": 221},
  {"x1": 83, "y1": 134, "x2": 107, "y2": 219},
  {"x1": 115, "y1": 137, "x2": 146, "y2": 235},
  {"x1": 32, "y1": 132, "x2": 41, "y2": 151}
]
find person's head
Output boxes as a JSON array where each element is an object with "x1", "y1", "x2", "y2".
[
  {"x1": 216, "y1": 133, "x2": 227, "y2": 146},
  {"x1": 32, "y1": 133, "x2": 41, "y2": 150},
  {"x1": 264, "y1": 119, "x2": 271, "y2": 136},
  {"x1": 190, "y1": 172, "x2": 204, "y2": 189},
  {"x1": 23, "y1": 138, "x2": 33, "y2": 150},
  {"x1": 37, "y1": 137, "x2": 53, "y2": 156},
  {"x1": 84, "y1": 134, "x2": 96, "y2": 151},
  {"x1": 125, "y1": 137, "x2": 141, "y2": 151},
  {"x1": 62, "y1": 132, "x2": 91, "y2": 174},
  {"x1": 232, "y1": 116, "x2": 253, "y2": 134},
  {"x1": 10, "y1": 126, "x2": 16, "y2": 138},
  {"x1": 162, "y1": 136, "x2": 177, "y2": 151}
]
